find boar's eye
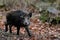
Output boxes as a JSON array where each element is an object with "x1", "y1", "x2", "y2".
[
  {"x1": 27, "y1": 17, "x2": 30, "y2": 19},
  {"x1": 28, "y1": 12, "x2": 32, "y2": 18},
  {"x1": 22, "y1": 17, "x2": 24, "y2": 19}
]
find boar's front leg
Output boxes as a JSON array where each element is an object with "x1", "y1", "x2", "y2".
[{"x1": 25, "y1": 26, "x2": 31, "y2": 37}]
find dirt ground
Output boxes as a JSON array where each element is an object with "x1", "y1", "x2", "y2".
[
  {"x1": 0, "y1": 17, "x2": 60, "y2": 40},
  {"x1": 0, "y1": 8, "x2": 60, "y2": 40}
]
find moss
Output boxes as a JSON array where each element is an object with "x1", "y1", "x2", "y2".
[{"x1": 39, "y1": 11, "x2": 49, "y2": 23}]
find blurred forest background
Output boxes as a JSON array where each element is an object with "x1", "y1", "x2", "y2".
[{"x1": 0, "y1": 0, "x2": 60, "y2": 40}]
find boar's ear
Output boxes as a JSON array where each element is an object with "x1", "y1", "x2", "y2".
[{"x1": 28, "y1": 12, "x2": 32, "y2": 18}]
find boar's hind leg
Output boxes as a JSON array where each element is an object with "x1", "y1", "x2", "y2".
[
  {"x1": 17, "y1": 26, "x2": 20, "y2": 35},
  {"x1": 9, "y1": 25, "x2": 12, "y2": 33},
  {"x1": 5, "y1": 22, "x2": 8, "y2": 32}
]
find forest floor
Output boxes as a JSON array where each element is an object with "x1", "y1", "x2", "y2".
[{"x1": 0, "y1": 17, "x2": 60, "y2": 40}]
